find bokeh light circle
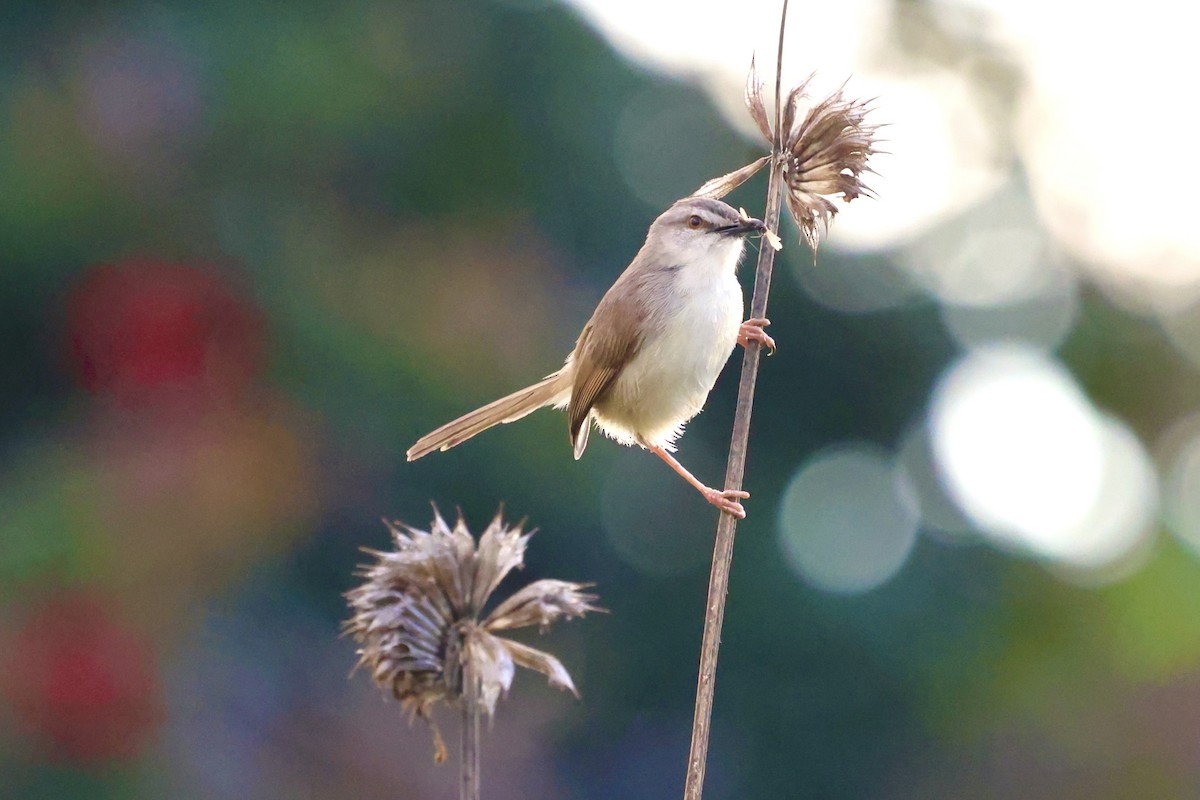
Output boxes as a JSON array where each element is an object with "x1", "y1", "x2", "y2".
[
  {"x1": 929, "y1": 345, "x2": 1158, "y2": 570},
  {"x1": 897, "y1": 422, "x2": 976, "y2": 540},
  {"x1": 614, "y1": 86, "x2": 735, "y2": 211},
  {"x1": 938, "y1": 270, "x2": 1078, "y2": 353},
  {"x1": 1057, "y1": 413, "x2": 1159, "y2": 574},
  {"x1": 901, "y1": 223, "x2": 1049, "y2": 307},
  {"x1": 1162, "y1": 415, "x2": 1200, "y2": 559},
  {"x1": 1013, "y1": 2, "x2": 1200, "y2": 314},
  {"x1": 777, "y1": 443, "x2": 919, "y2": 594},
  {"x1": 1160, "y1": 305, "x2": 1200, "y2": 376},
  {"x1": 789, "y1": 251, "x2": 920, "y2": 315},
  {"x1": 930, "y1": 346, "x2": 1102, "y2": 546}
]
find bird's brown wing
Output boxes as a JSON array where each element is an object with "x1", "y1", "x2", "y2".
[{"x1": 567, "y1": 287, "x2": 645, "y2": 458}]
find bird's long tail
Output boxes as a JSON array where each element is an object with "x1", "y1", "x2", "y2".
[{"x1": 406, "y1": 373, "x2": 568, "y2": 461}]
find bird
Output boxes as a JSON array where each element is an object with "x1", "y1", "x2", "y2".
[{"x1": 406, "y1": 196, "x2": 775, "y2": 518}]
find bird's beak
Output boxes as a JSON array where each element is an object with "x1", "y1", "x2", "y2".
[{"x1": 716, "y1": 217, "x2": 766, "y2": 236}]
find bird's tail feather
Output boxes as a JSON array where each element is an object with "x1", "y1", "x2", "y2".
[{"x1": 407, "y1": 374, "x2": 566, "y2": 461}]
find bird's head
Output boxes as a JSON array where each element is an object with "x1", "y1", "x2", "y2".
[{"x1": 647, "y1": 197, "x2": 766, "y2": 266}]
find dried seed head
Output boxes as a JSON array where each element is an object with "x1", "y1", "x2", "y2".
[
  {"x1": 695, "y1": 61, "x2": 880, "y2": 253},
  {"x1": 779, "y1": 77, "x2": 879, "y2": 251},
  {"x1": 343, "y1": 509, "x2": 600, "y2": 758},
  {"x1": 745, "y1": 53, "x2": 774, "y2": 145}
]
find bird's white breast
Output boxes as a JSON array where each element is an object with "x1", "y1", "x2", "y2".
[{"x1": 595, "y1": 244, "x2": 744, "y2": 448}]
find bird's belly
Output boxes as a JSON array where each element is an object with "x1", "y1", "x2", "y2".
[{"x1": 595, "y1": 275, "x2": 742, "y2": 447}]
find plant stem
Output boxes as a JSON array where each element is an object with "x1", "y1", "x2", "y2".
[
  {"x1": 683, "y1": 6, "x2": 788, "y2": 799},
  {"x1": 461, "y1": 661, "x2": 481, "y2": 800}
]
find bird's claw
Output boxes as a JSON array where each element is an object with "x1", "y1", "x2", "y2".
[
  {"x1": 702, "y1": 487, "x2": 750, "y2": 519},
  {"x1": 737, "y1": 318, "x2": 776, "y2": 355}
]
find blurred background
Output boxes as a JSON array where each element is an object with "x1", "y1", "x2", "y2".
[{"x1": 2, "y1": 0, "x2": 1199, "y2": 797}]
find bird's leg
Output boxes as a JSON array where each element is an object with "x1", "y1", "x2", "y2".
[
  {"x1": 647, "y1": 444, "x2": 749, "y2": 519},
  {"x1": 737, "y1": 317, "x2": 775, "y2": 353}
]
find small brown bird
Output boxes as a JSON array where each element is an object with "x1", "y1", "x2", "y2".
[{"x1": 407, "y1": 196, "x2": 774, "y2": 518}]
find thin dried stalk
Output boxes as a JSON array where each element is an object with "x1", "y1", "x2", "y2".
[
  {"x1": 684, "y1": 4, "x2": 879, "y2": 793},
  {"x1": 461, "y1": 658, "x2": 480, "y2": 800},
  {"x1": 684, "y1": 2, "x2": 789, "y2": 798},
  {"x1": 684, "y1": 167, "x2": 785, "y2": 800}
]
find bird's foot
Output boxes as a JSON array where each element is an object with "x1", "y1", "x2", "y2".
[
  {"x1": 737, "y1": 318, "x2": 776, "y2": 354},
  {"x1": 701, "y1": 486, "x2": 750, "y2": 519}
]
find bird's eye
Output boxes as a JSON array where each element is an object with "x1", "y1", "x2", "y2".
[{"x1": 687, "y1": 215, "x2": 704, "y2": 230}]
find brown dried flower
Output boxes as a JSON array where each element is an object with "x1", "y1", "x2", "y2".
[
  {"x1": 693, "y1": 57, "x2": 880, "y2": 251},
  {"x1": 344, "y1": 509, "x2": 599, "y2": 760}
]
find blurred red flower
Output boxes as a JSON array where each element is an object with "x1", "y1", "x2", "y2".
[
  {"x1": 66, "y1": 258, "x2": 262, "y2": 407},
  {"x1": 1, "y1": 591, "x2": 163, "y2": 763}
]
